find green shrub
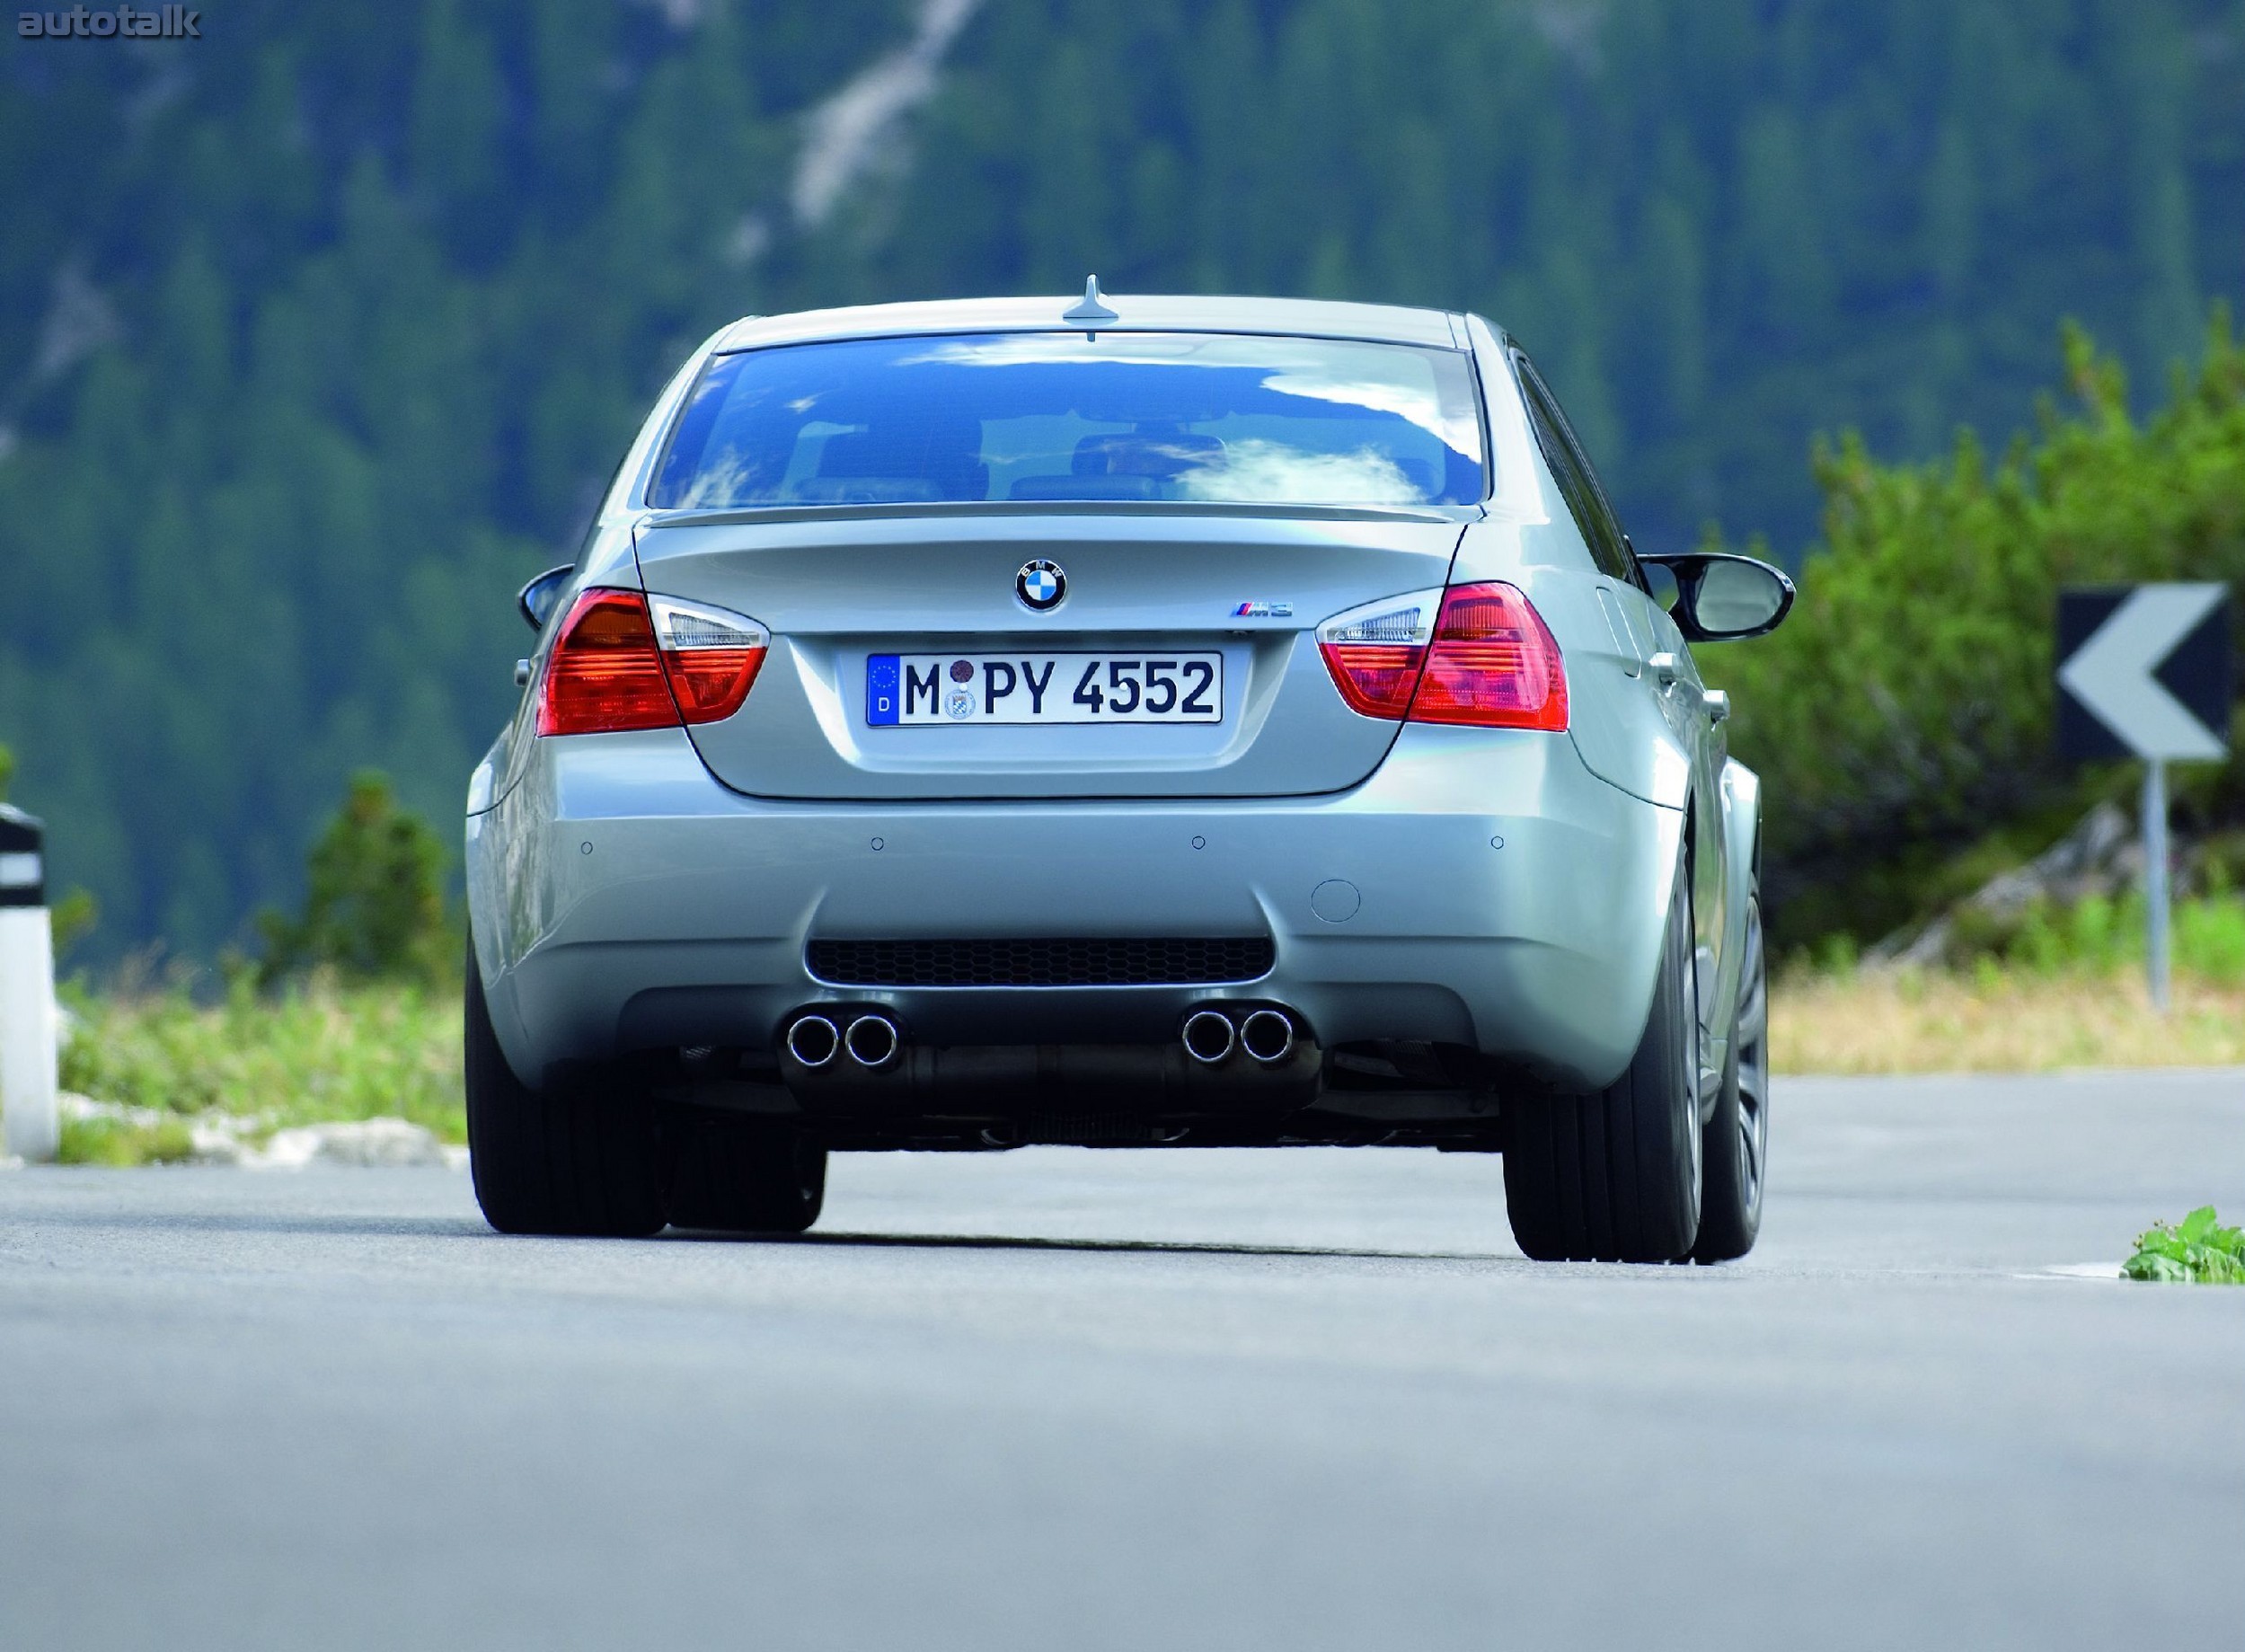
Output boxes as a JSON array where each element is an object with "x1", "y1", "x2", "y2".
[
  {"x1": 49, "y1": 888, "x2": 98, "y2": 959},
  {"x1": 1944, "y1": 900, "x2": 2031, "y2": 964},
  {"x1": 59, "y1": 976, "x2": 464, "y2": 1142},
  {"x1": 1939, "y1": 891, "x2": 2245, "y2": 984},
  {"x1": 2190, "y1": 828, "x2": 2245, "y2": 895},
  {"x1": 1811, "y1": 932, "x2": 1860, "y2": 976},
  {"x1": 256, "y1": 772, "x2": 455, "y2": 988},
  {"x1": 57, "y1": 1112, "x2": 196, "y2": 1167},
  {"x1": 2123, "y1": 1206, "x2": 2245, "y2": 1284},
  {"x1": 2174, "y1": 897, "x2": 2245, "y2": 985},
  {"x1": 1715, "y1": 311, "x2": 2245, "y2": 946}
]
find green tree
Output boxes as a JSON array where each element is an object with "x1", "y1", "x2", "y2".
[
  {"x1": 257, "y1": 773, "x2": 454, "y2": 988},
  {"x1": 1714, "y1": 309, "x2": 2245, "y2": 941},
  {"x1": 1, "y1": 0, "x2": 2241, "y2": 958}
]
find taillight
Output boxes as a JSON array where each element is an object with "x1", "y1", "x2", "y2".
[
  {"x1": 1317, "y1": 591, "x2": 1437, "y2": 718},
  {"x1": 1316, "y1": 581, "x2": 1568, "y2": 731},
  {"x1": 648, "y1": 595, "x2": 767, "y2": 723},
  {"x1": 1408, "y1": 582, "x2": 1568, "y2": 730},
  {"x1": 538, "y1": 589, "x2": 677, "y2": 735},
  {"x1": 537, "y1": 588, "x2": 768, "y2": 736}
]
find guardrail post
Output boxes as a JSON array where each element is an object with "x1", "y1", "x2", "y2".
[{"x1": 0, "y1": 805, "x2": 58, "y2": 1162}]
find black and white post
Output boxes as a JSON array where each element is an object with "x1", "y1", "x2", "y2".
[
  {"x1": 0, "y1": 805, "x2": 58, "y2": 1161},
  {"x1": 2057, "y1": 584, "x2": 2233, "y2": 1012}
]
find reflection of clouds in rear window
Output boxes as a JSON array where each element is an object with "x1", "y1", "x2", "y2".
[
  {"x1": 1176, "y1": 441, "x2": 1421, "y2": 505},
  {"x1": 650, "y1": 331, "x2": 1488, "y2": 508},
  {"x1": 1257, "y1": 372, "x2": 1471, "y2": 451},
  {"x1": 681, "y1": 449, "x2": 759, "y2": 508},
  {"x1": 897, "y1": 336, "x2": 1209, "y2": 367}
]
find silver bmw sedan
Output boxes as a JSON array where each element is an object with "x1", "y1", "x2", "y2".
[{"x1": 464, "y1": 287, "x2": 1792, "y2": 1262}]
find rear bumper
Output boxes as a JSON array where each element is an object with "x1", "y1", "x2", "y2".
[{"x1": 466, "y1": 724, "x2": 1682, "y2": 1093}]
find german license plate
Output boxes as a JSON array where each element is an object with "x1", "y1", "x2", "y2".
[{"x1": 867, "y1": 653, "x2": 1224, "y2": 726}]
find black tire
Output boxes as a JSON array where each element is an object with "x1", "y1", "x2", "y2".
[
  {"x1": 464, "y1": 938, "x2": 667, "y2": 1238},
  {"x1": 1504, "y1": 861, "x2": 1703, "y2": 1262},
  {"x1": 665, "y1": 1112, "x2": 827, "y2": 1234},
  {"x1": 1692, "y1": 892, "x2": 1768, "y2": 1263}
]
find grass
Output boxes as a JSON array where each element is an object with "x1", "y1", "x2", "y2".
[
  {"x1": 1947, "y1": 888, "x2": 2245, "y2": 984},
  {"x1": 1777, "y1": 890, "x2": 2245, "y2": 1073},
  {"x1": 1772, "y1": 966, "x2": 2245, "y2": 1073},
  {"x1": 57, "y1": 1111, "x2": 199, "y2": 1167},
  {"x1": 2123, "y1": 1206, "x2": 2245, "y2": 1284},
  {"x1": 57, "y1": 973, "x2": 464, "y2": 1163}
]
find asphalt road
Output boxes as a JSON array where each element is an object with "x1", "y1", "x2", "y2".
[{"x1": 3, "y1": 1071, "x2": 2241, "y2": 1651}]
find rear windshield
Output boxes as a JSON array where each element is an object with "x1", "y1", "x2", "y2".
[{"x1": 648, "y1": 331, "x2": 1487, "y2": 509}]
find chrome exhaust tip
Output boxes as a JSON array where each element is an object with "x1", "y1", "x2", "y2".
[
  {"x1": 1181, "y1": 1008, "x2": 1236, "y2": 1065},
  {"x1": 844, "y1": 1012, "x2": 901, "y2": 1070},
  {"x1": 784, "y1": 1013, "x2": 841, "y2": 1069},
  {"x1": 1239, "y1": 1008, "x2": 1296, "y2": 1065}
]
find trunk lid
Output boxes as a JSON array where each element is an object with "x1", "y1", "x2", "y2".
[{"x1": 632, "y1": 505, "x2": 1467, "y2": 799}]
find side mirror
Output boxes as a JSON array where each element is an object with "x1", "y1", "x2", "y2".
[
  {"x1": 518, "y1": 566, "x2": 574, "y2": 632},
  {"x1": 1636, "y1": 552, "x2": 1794, "y2": 641}
]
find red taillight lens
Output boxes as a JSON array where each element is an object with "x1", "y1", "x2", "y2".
[
  {"x1": 1408, "y1": 582, "x2": 1568, "y2": 730},
  {"x1": 538, "y1": 589, "x2": 679, "y2": 735},
  {"x1": 1316, "y1": 581, "x2": 1568, "y2": 730},
  {"x1": 535, "y1": 589, "x2": 769, "y2": 735},
  {"x1": 1320, "y1": 642, "x2": 1426, "y2": 718},
  {"x1": 661, "y1": 648, "x2": 764, "y2": 721},
  {"x1": 1318, "y1": 594, "x2": 1435, "y2": 718},
  {"x1": 649, "y1": 595, "x2": 767, "y2": 724}
]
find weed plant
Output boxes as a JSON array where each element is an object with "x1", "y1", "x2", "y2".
[{"x1": 2123, "y1": 1207, "x2": 2245, "y2": 1284}]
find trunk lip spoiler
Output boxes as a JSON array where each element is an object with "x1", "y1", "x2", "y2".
[{"x1": 636, "y1": 499, "x2": 1490, "y2": 533}]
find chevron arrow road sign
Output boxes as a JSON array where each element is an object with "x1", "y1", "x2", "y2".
[
  {"x1": 2055, "y1": 583, "x2": 2232, "y2": 1011},
  {"x1": 2056, "y1": 584, "x2": 2230, "y2": 762}
]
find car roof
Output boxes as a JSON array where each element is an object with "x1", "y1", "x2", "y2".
[{"x1": 713, "y1": 294, "x2": 1470, "y2": 353}]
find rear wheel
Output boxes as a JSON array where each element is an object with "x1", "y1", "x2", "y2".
[
  {"x1": 1504, "y1": 862, "x2": 1703, "y2": 1262},
  {"x1": 464, "y1": 938, "x2": 667, "y2": 1238},
  {"x1": 665, "y1": 1112, "x2": 827, "y2": 1234},
  {"x1": 1692, "y1": 892, "x2": 1768, "y2": 1263}
]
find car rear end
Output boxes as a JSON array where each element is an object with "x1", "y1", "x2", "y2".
[{"x1": 465, "y1": 298, "x2": 1682, "y2": 1152}]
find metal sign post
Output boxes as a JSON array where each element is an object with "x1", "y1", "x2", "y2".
[
  {"x1": 2056, "y1": 584, "x2": 2232, "y2": 1012},
  {"x1": 2143, "y1": 759, "x2": 2170, "y2": 1010},
  {"x1": 0, "y1": 805, "x2": 58, "y2": 1161}
]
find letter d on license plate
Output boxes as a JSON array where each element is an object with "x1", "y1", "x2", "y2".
[{"x1": 867, "y1": 652, "x2": 1223, "y2": 726}]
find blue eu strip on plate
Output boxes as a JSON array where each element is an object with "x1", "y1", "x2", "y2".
[{"x1": 866, "y1": 654, "x2": 901, "y2": 726}]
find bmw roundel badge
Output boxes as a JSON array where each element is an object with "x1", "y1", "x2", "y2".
[{"x1": 1016, "y1": 559, "x2": 1066, "y2": 612}]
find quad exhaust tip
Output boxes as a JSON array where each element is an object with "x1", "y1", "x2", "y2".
[
  {"x1": 784, "y1": 1013, "x2": 841, "y2": 1069},
  {"x1": 801, "y1": 1004, "x2": 1289, "y2": 1072},
  {"x1": 1181, "y1": 1009, "x2": 1236, "y2": 1065},
  {"x1": 1239, "y1": 1008, "x2": 1296, "y2": 1065},
  {"x1": 844, "y1": 1012, "x2": 901, "y2": 1070}
]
